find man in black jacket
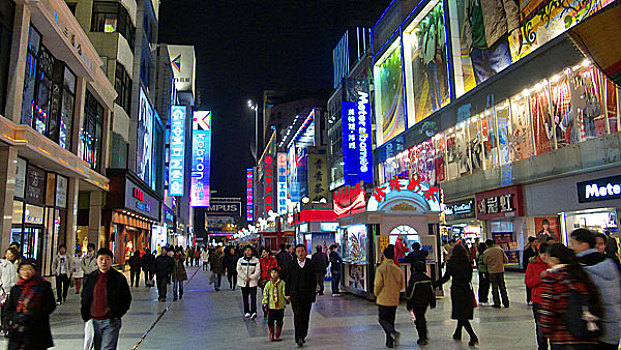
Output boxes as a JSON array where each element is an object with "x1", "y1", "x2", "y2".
[
  {"x1": 329, "y1": 244, "x2": 342, "y2": 296},
  {"x1": 81, "y1": 248, "x2": 131, "y2": 350},
  {"x1": 275, "y1": 243, "x2": 291, "y2": 280},
  {"x1": 311, "y1": 245, "x2": 329, "y2": 295},
  {"x1": 154, "y1": 247, "x2": 174, "y2": 301},
  {"x1": 285, "y1": 244, "x2": 317, "y2": 347}
]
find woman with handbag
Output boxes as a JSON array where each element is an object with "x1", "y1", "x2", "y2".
[
  {"x1": 259, "y1": 248, "x2": 278, "y2": 318},
  {"x1": 434, "y1": 244, "x2": 479, "y2": 347},
  {"x1": 5, "y1": 259, "x2": 56, "y2": 349}
]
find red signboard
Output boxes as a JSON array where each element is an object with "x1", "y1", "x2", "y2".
[
  {"x1": 475, "y1": 185, "x2": 523, "y2": 220},
  {"x1": 289, "y1": 209, "x2": 337, "y2": 226},
  {"x1": 133, "y1": 188, "x2": 144, "y2": 201},
  {"x1": 264, "y1": 155, "x2": 274, "y2": 215},
  {"x1": 334, "y1": 182, "x2": 366, "y2": 217}
]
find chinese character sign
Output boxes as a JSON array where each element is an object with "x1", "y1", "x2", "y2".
[
  {"x1": 191, "y1": 111, "x2": 211, "y2": 207},
  {"x1": 168, "y1": 106, "x2": 186, "y2": 196},
  {"x1": 246, "y1": 168, "x2": 254, "y2": 222},
  {"x1": 475, "y1": 185, "x2": 523, "y2": 220},
  {"x1": 367, "y1": 178, "x2": 442, "y2": 212},
  {"x1": 262, "y1": 131, "x2": 276, "y2": 216},
  {"x1": 277, "y1": 153, "x2": 288, "y2": 214},
  {"x1": 342, "y1": 87, "x2": 373, "y2": 186}
]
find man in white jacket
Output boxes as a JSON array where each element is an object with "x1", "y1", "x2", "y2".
[
  {"x1": 236, "y1": 246, "x2": 261, "y2": 319},
  {"x1": 81, "y1": 243, "x2": 98, "y2": 276},
  {"x1": 52, "y1": 244, "x2": 72, "y2": 304}
]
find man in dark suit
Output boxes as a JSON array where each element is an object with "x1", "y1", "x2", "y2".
[{"x1": 285, "y1": 244, "x2": 317, "y2": 347}]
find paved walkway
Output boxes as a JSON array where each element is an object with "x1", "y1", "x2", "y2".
[{"x1": 0, "y1": 267, "x2": 538, "y2": 349}]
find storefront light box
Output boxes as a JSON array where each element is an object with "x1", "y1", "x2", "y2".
[
  {"x1": 191, "y1": 111, "x2": 211, "y2": 207},
  {"x1": 168, "y1": 106, "x2": 186, "y2": 196}
]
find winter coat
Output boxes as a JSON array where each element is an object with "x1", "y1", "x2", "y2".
[
  {"x1": 81, "y1": 252, "x2": 98, "y2": 275},
  {"x1": 52, "y1": 254, "x2": 72, "y2": 277},
  {"x1": 524, "y1": 255, "x2": 547, "y2": 304},
  {"x1": 81, "y1": 269, "x2": 132, "y2": 321},
  {"x1": 311, "y1": 252, "x2": 329, "y2": 274},
  {"x1": 523, "y1": 247, "x2": 537, "y2": 271},
  {"x1": 142, "y1": 253, "x2": 155, "y2": 273},
  {"x1": 128, "y1": 254, "x2": 142, "y2": 271},
  {"x1": 72, "y1": 256, "x2": 84, "y2": 279},
  {"x1": 0, "y1": 259, "x2": 19, "y2": 293},
  {"x1": 403, "y1": 249, "x2": 428, "y2": 266},
  {"x1": 483, "y1": 245, "x2": 507, "y2": 274},
  {"x1": 329, "y1": 251, "x2": 342, "y2": 272},
  {"x1": 285, "y1": 258, "x2": 317, "y2": 303},
  {"x1": 172, "y1": 256, "x2": 188, "y2": 282},
  {"x1": 275, "y1": 250, "x2": 292, "y2": 279},
  {"x1": 201, "y1": 250, "x2": 209, "y2": 262},
  {"x1": 374, "y1": 259, "x2": 405, "y2": 307},
  {"x1": 538, "y1": 264, "x2": 599, "y2": 345},
  {"x1": 154, "y1": 255, "x2": 174, "y2": 277},
  {"x1": 6, "y1": 276, "x2": 56, "y2": 349},
  {"x1": 462, "y1": 0, "x2": 520, "y2": 52},
  {"x1": 223, "y1": 253, "x2": 238, "y2": 276},
  {"x1": 394, "y1": 238, "x2": 409, "y2": 265},
  {"x1": 262, "y1": 278, "x2": 286, "y2": 310},
  {"x1": 210, "y1": 251, "x2": 225, "y2": 274},
  {"x1": 406, "y1": 272, "x2": 436, "y2": 311},
  {"x1": 260, "y1": 256, "x2": 278, "y2": 281},
  {"x1": 476, "y1": 252, "x2": 487, "y2": 273},
  {"x1": 577, "y1": 249, "x2": 620, "y2": 345},
  {"x1": 435, "y1": 260, "x2": 474, "y2": 320},
  {"x1": 236, "y1": 256, "x2": 261, "y2": 288}
]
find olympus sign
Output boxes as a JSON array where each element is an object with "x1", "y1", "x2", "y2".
[
  {"x1": 204, "y1": 202, "x2": 242, "y2": 216},
  {"x1": 577, "y1": 176, "x2": 621, "y2": 203}
]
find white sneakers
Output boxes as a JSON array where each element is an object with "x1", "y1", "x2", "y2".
[
  {"x1": 244, "y1": 313, "x2": 251, "y2": 318},
  {"x1": 251, "y1": 312, "x2": 257, "y2": 319}
]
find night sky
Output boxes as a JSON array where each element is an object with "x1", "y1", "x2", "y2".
[{"x1": 159, "y1": 0, "x2": 387, "y2": 200}]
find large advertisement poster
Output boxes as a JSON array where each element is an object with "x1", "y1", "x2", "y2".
[
  {"x1": 168, "y1": 106, "x2": 186, "y2": 196},
  {"x1": 137, "y1": 88, "x2": 153, "y2": 186},
  {"x1": 404, "y1": 2, "x2": 450, "y2": 123},
  {"x1": 531, "y1": 88, "x2": 555, "y2": 155},
  {"x1": 345, "y1": 225, "x2": 368, "y2": 263},
  {"x1": 191, "y1": 111, "x2": 211, "y2": 207},
  {"x1": 534, "y1": 216, "x2": 560, "y2": 241},
  {"x1": 342, "y1": 78, "x2": 373, "y2": 186},
  {"x1": 374, "y1": 41, "x2": 406, "y2": 146},
  {"x1": 408, "y1": 139, "x2": 436, "y2": 184},
  {"x1": 449, "y1": 0, "x2": 613, "y2": 96},
  {"x1": 509, "y1": 95, "x2": 534, "y2": 161}
]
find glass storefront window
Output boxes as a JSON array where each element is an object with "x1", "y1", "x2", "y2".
[
  {"x1": 374, "y1": 39, "x2": 406, "y2": 146},
  {"x1": 79, "y1": 91, "x2": 104, "y2": 171},
  {"x1": 531, "y1": 85, "x2": 555, "y2": 155}
]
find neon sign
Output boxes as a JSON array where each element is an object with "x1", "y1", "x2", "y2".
[
  {"x1": 367, "y1": 178, "x2": 442, "y2": 212},
  {"x1": 342, "y1": 81, "x2": 373, "y2": 186},
  {"x1": 277, "y1": 153, "x2": 288, "y2": 214},
  {"x1": 191, "y1": 111, "x2": 211, "y2": 207},
  {"x1": 169, "y1": 106, "x2": 186, "y2": 196},
  {"x1": 246, "y1": 168, "x2": 254, "y2": 222},
  {"x1": 334, "y1": 181, "x2": 366, "y2": 217},
  {"x1": 577, "y1": 175, "x2": 621, "y2": 203}
]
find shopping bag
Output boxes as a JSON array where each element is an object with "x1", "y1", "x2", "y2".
[{"x1": 84, "y1": 319, "x2": 94, "y2": 350}]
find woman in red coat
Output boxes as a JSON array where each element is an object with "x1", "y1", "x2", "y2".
[
  {"x1": 259, "y1": 248, "x2": 278, "y2": 318},
  {"x1": 525, "y1": 243, "x2": 550, "y2": 350}
]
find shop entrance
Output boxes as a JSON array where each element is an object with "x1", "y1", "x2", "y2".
[{"x1": 11, "y1": 226, "x2": 44, "y2": 261}]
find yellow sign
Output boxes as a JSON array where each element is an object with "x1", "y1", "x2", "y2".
[{"x1": 379, "y1": 236, "x2": 390, "y2": 257}]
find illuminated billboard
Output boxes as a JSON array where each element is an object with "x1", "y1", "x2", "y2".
[
  {"x1": 260, "y1": 131, "x2": 276, "y2": 216},
  {"x1": 277, "y1": 153, "x2": 288, "y2": 214},
  {"x1": 168, "y1": 45, "x2": 196, "y2": 95},
  {"x1": 246, "y1": 168, "x2": 254, "y2": 222},
  {"x1": 191, "y1": 111, "x2": 211, "y2": 207},
  {"x1": 374, "y1": 40, "x2": 406, "y2": 146},
  {"x1": 342, "y1": 78, "x2": 373, "y2": 186},
  {"x1": 168, "y1": 106, "x2": 186, "y2": 196},
  {"x1": 137, "y1": 88, "x2": 154, "y2": 187}
]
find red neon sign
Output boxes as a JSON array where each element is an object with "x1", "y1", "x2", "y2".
[
  {"x1": 133, "y1": 188, "x2": 144, "y2": 201},
  {"x1": 372, "y1": 177, "x2": 441, "y2": 206},
  {"x1": 334, "y1": 182, "x2": 366, "y2": 217}
]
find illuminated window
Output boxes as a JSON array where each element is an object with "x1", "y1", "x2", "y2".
[
  {"x1": 389, "y1": 225, "x2": 418, "y2": 236},
  {"x1": 79, "y1": 91, "x2": 104, "y2": 171},
  {"x1": 91, "y1": 2, "x2": 135, "y2": 51}
]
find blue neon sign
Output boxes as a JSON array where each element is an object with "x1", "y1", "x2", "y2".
[
  {"x1": 342, "y1": 90, "x2": 373, "y2": 186},
  {"x1": 168, "y1": 106, "x2": 186, "y2": 196},
  {"x1": 191, "y1": 111, "x2": 211, "y2": 207}
]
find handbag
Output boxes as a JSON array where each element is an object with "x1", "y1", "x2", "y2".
[{"x1": 470, "y1": 283, "x2": 478, "y2": 308}]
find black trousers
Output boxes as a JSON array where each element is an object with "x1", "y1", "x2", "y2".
[
  {"x1": 413, "y1": 306, "x2": 428, "y2": 341},
  {"x1": 532, "y1": 303, "x2": 549, "y2": 350},
  {"x1": 478, "y1": 272, "x2": 490, "y2": 303},
  {"x1": 130, "y1": 269, "x2": 141, "y2": 287},
  {"x1": 315, "y1": 273, "x2": 325, "y2": 294},
  {"x1": 291, "y1": 298, "x2": 313, "y2": 342},
  {"x1": 227, "y1": 272, "x2": 237, "y2": 289},
  {"x1": 489, "y1": 272, "x2": 509, "y2": 306},
  {"x1": 156, "y1": 275, "x2": 168, "y2": 299},
  {"x1": 241, "y1": 286, "x2": 257, "y2": 314},
  {"x1": 378, "y1": 305, "x2": 397, "y2": 346},
  {"x1": 455, "y1": 319, "x2": 477, "y2": 340},
  {"x1": 55, "y1": 274, "x2": 69, "y2": 302},
  {"x1": 143, "y1": 270, "x2": 153, "y2": 286},
  {"x1": 267, "y1": 308, "x2": 284, "y2": 327},
  {"x1": 526, "y1": 286, "x2": 532, "y2": 303}
]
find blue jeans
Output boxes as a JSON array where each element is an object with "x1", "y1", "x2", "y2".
[
  {"x1": 425, "y1": 61, "x2": 442, "y2": 111},
  {"x1": 470, "y1": 37, "x2": 512, "y2": 85},
  {"x1": 331, "y1": 270, "x2": 340, "y2": 294},
  {"x1": 92, "y1": 318, "x2": 122, "y2": 350}
]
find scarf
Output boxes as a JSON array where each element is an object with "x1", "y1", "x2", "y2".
[
  {"x1": 272, "y1": 279, "x2": 281, "y2": 309},
  {"x1": 16, "y1": 275, "x2": 45, "y2": 314}
]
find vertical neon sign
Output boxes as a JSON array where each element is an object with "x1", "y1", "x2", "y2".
[
  {"x1": 277, "y1": 153, "x2": 288, "y2": 214},
  {"x1": 169, "y1": 106, "x2": 185, "y2": 196},
  {"x1": 191, "y1": 111, "x2": 211, "y2": 207},
  {"x1": 342, "y1": 79, "x2": 373, "y2": 186},
  {"x1": 246, "y1": 168, "x2": 254, "y2": 222}
]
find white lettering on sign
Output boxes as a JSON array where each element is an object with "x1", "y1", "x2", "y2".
[{"x1": 585, "y1": 183, "x2": 621, "y2": 199}]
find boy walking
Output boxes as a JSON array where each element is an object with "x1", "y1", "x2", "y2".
[
  {"x1": 374, "y1": 244, "x2": 405, "y2": 348},
  {"x1": 262, "y1": 267, "x2": 286, "y2": 342},
  {"x1": 406, "y1": 261, "x2": 436, "y2": 346}
]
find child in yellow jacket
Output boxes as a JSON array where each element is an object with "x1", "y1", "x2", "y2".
[{"x1": 262, "y1": 267, "x2": 286, "y2": 341}]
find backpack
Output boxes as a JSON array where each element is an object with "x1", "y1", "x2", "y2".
[{"x1": 564, "y1": 287, "x2": 602, "y2": 339}]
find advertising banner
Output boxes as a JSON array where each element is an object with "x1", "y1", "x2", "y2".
[
  {"x1": 137, "y1": 88, "x2": 154, "y2": 187},
  {"x1": 307, "y1": 147, "x2": 329, "y2": 202},
  {"x1": 168, "y1": 45, "x2": 196, "y2": 94},
  {"x1": 277, "y1": 153, "x2": 288, "y2": 214},
  {"x1": 342, "y1": 78, "x2": 373, "y2": 186},
  {"x1": 246, "y1": 168, "x2": 254, "y2": 222},
  {"x1": 345, "y1": 264, "x2": 367, "y2": 292},
  {"x1": 168, "y1": 106, "x2": 186, "y2": 196},
  {"x1": 191, "y1": 111, "x2": 211, "y2": 207},
  {"x1": 374, "y1": 41, "x2": 406, "y2": 146}
]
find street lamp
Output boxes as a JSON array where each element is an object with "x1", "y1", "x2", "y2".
[{"x1": 247, "y1": 100, "x2": 259, "y2": 161}]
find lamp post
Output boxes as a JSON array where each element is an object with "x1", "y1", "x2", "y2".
[{"x1": 247, "y1": 100, "x2": 259, "y2": 162}]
